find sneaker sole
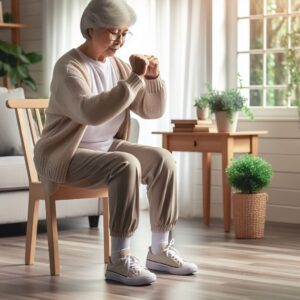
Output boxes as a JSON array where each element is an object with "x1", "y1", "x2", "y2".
[
  {"x1": 105, "y1": 271, "x2": 157, "y2": 286},
  {"x1": 146, "y1": 260, "x2": 197, "y2": 275}
]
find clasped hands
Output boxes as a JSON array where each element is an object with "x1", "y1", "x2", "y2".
[{"x1": 129, "y1": 54, "x2": 160, "y2": 79}]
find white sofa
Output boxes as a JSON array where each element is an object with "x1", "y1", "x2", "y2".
[{"x1": 0, "y1": 87, "x2": 139, "y2": 227}]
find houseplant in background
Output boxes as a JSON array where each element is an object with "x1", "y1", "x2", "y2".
[
  {"x1": 0, "y1": 40, "x2": 42, "y2": 92},
  {"x1": 194, "y1": 93, "x2": 210, "y2": 120},
  {"x1": 226, "y1": 154, "x2": 273, "y2": 239},
  {"x1": 207, "y1": 84, "x2": 254, "y2": 132}
]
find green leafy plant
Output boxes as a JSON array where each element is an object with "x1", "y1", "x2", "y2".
[
  {"x1": 226, "y1": 154, "x2": 273, "y2": 194},
  {"x1": 194, "y1": 94, "x2": 210, "y2": 109},
  {"x1": 0, "y1": 40, "x2": 42, "y2": 91},
  {"x1": 281, "y1": 29, "x2": 300, "y2": 109},
  {"x1": 207, "y1": 84, "x2": 254, "y2": 123},
  {"x1": 3, "y1": 12, "x2": 13, "y2": 23}
]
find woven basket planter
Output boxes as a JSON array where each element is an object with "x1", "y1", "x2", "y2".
[{"x1": 232, "y1": 192, "x2": 268, "y2": 239}]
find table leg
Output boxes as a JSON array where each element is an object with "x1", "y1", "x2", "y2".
[
  {"x1": 250, "y1": 136, "x2": 258, "y2": 155},
  {"x1": 222, "y1": 137, "x2": 234, "y2": 232},
  {"x1": 202, "y1": 152, "x2": 211, "y2": 225}
]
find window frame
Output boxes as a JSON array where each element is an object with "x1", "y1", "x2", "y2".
[{"x1": 228, "y1": 0, "x2": 300, "y2": 120}]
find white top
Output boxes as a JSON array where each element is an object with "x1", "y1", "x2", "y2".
[{"x1": 76, "y1": 49, "x2": 125, "y2": 152}]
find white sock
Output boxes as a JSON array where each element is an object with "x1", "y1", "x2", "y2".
[
  {"x1": 151, "y1": 231, "x2": 169, "y2": 255},
  {"x1": 111, "y1": 236, "x2": 131, "y2": 264}
]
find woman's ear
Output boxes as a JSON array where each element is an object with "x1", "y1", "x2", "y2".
[{"x1": 87, "y1": 28, "x2": 94, "y2": 39}]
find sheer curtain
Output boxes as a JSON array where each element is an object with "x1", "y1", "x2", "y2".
[
  {"x1": 42, "y1": 0, "x2": 210, "y2": 217},
  {"x1": 41, "y1": 0, "x2": 89, "y2": 96}
]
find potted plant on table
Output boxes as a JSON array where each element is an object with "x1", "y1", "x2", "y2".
[
  {"x1": 194, "y1": 94, "x2": 210, "y2": 120},
  {"x1": 226, "y1": 154, "x2": 273, "y2": 239},
  {"x1": 207, "y1": 85, "x2": 254, "y2": 132}
]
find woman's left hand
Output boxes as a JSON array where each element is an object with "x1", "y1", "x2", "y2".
[{"x1": 144, "y1": 55, "x2": 160, "y2": 79}]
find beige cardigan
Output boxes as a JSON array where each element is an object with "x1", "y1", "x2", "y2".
[{"x1": 34, "y1": 49, "x2": 166, "y2": 193}]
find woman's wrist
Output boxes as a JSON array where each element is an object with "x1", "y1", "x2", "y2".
[{"x1": 144, "y1": 73, "x2": 160, "y2": 80}]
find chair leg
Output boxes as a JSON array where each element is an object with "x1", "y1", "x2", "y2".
[
  {"x1": 88, "y1": 215, "x2": 100, "y2": 228},
  {"x1": 102, "y1": 197, "x2": 110, "y2": 264},
  {"x1": 25, "y1": 194, "x2": 40, "y2": 265},
  {"x1": 45, "y1": 196, "x2": 60, "y2": 276}
]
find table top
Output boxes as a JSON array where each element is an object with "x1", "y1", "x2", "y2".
[{"x1": 152, "y1": 131, "x2": 269, "y2": 136}]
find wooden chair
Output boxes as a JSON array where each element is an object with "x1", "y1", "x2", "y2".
[{"x1": 6, "y1": 99, "x2": 110, "y2": 276}]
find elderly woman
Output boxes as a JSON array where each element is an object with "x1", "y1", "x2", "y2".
[{"x1": 34, "y1": 0, "x2": 197, "y2": 286}]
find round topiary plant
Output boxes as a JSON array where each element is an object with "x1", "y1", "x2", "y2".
[{"x1": 226, "y1": 154, "x2": 273, "y2": 194}]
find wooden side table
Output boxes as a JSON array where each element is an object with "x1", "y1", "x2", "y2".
[{"x1": 153, "y1": 131, "x2": 268, "y2": 232}]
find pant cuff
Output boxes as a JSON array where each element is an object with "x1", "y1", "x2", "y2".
[
  {"x1": 110, "y1": 230, "x2": 135, "y2": 238},
  {"x1": 151, "y1": 222, "x2": 177, "y2": 233}
]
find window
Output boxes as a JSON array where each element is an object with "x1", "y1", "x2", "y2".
[{"x1": 237, "y1": 0, "x2": 300, "y2": 109}]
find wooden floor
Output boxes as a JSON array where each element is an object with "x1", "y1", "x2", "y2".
[{"x1": 0, "y1": 212, "x2": 300, "y2": 300}]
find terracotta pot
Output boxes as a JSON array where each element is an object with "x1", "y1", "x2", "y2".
[
  {"x1": 215, "y1": 111, "x2": 238, "y2": 132},
  {"x1": 196, "y1": 107, "x2": 209, "y2": 120},
  {"x1": 232, "y1": 192, "x2": 268, "y2": 239}
]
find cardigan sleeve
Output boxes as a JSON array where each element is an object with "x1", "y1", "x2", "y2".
[
  {"x1": 111, "y1": 56, "x2": 167, "y2": 119},
  {"x1": 51, "y1": 70, "x2": 145, "y2": 126},
  {"x1": 129, "y1": 76, "x2": 167, "y2": 119}
]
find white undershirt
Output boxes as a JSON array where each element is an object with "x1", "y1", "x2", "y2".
[{"x1": 76, "y1": 48, "x2": 125, "y2": 152}]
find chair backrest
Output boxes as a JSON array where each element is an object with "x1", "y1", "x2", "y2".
[
  {"x1": 6, "y1": 99, "x2": 48, "y2": 184},
  {"x1": 128, "y1": 118, "x2": 140, "y2": 143}
]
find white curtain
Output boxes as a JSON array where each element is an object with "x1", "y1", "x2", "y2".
[
  {"x1": 41, "y1": 0, "x2": 89, "y2": 96},
  {"x1": 42, "y1": 0, "x2": 210, "y2": 217}
]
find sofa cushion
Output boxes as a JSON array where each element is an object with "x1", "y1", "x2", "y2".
[
  {"x1": 0, "y1": 87, "x2": 25, "y2": 156},
  {"x1": 0, "y1": 156, "x2": 29, "y2": 191}
]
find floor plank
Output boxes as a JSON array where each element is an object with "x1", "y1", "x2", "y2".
[{"x1": 0, "y1": 212, "x2": 300, "y2": 300}]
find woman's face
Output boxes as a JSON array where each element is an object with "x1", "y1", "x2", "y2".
[{"x1": 89, "y1": 26, "x2": 129, "y2": 61}]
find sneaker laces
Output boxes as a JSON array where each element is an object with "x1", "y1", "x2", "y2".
[
  {"x1": 120, "y1": 255, "x2": 144, "y2": 275},
  {"x1": 163, "y1": 239, "x2": 183, "y2": 264}
]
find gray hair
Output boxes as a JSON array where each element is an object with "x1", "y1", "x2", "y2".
[{"x1": 80, "y1": 0, "x2": 137, "y2": 39}]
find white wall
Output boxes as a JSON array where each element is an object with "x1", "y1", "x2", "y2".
[{"x1": 19, "y1": 0, "x2": 43, "y2": 97}]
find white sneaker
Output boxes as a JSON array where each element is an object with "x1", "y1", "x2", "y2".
[
  {"x1": 105, "y1": 249, "x2": 157, "y2": 286},
  {"x1": 146, "y1": 239, "x2": 198, "y2": 275}
]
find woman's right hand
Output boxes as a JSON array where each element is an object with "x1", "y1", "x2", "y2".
[{"x1": 129, "y1": 54, "x2": 149, "y2": 76}]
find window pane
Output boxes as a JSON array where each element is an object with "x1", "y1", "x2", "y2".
[
  {"x1": 267, "y1": 0, "x2": 288, "y2": 14},
  {"x1": 238, "y1": 19, "x2": 263, "y2": 50},
  {"x1": 291, "y1": 88, "x2": 300, "y2": 106},
  {"x1": 267, "y1": 88, "x2": 287, "y2": 106},
  {"x1": 250, "y1": 90, "x2": 263, "y2": 106},
  {"x1": 267, "y1": 53, "x2": 287, "y2": 85},
  {"x1": 250, "y1": 0, "x2": 263, "y2": 15},
  {"x1": 250, "y1": 54, "x2": 263, "y2": 85},
  {"x1": 267, "y1": 17, "x2": 288, "y2": 48},
  {"x1": 238, "y1": 54, "x2": 250, "y2": 86},
  {"x1": 291, "y1": 0, "x2": 300, "y2": 12},
  {"x1": 250, "y1": 20, "x2": 263, "y2": 49},
  {"x1": 291, "y1": 17, "x2": 300, "y2": 47},
  {"x1": 240, "y1": 88, "x2": 250, "y2": 105},
  {"x1": 238, "y1": 0, "x2": 263, "y2": 17},
  {"x1": 290, "y1": 52, "x2": 300, "y2": 106}
]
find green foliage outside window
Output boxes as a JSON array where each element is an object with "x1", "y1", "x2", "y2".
[
  {"x1": 239, "y1": 0, "x2": 300, "y2": 108},
  {"x1": 281, "y1": 29, "x2": 300, "y2": 108}
]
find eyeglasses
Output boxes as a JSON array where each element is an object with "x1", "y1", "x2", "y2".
[{"x1": 106, "y1": 29, "x2": 133, "y2": 42}]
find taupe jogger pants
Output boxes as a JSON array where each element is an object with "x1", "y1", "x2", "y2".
[{"x1": 65, "y1": 140, "x2": 178, "y2": 237}]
